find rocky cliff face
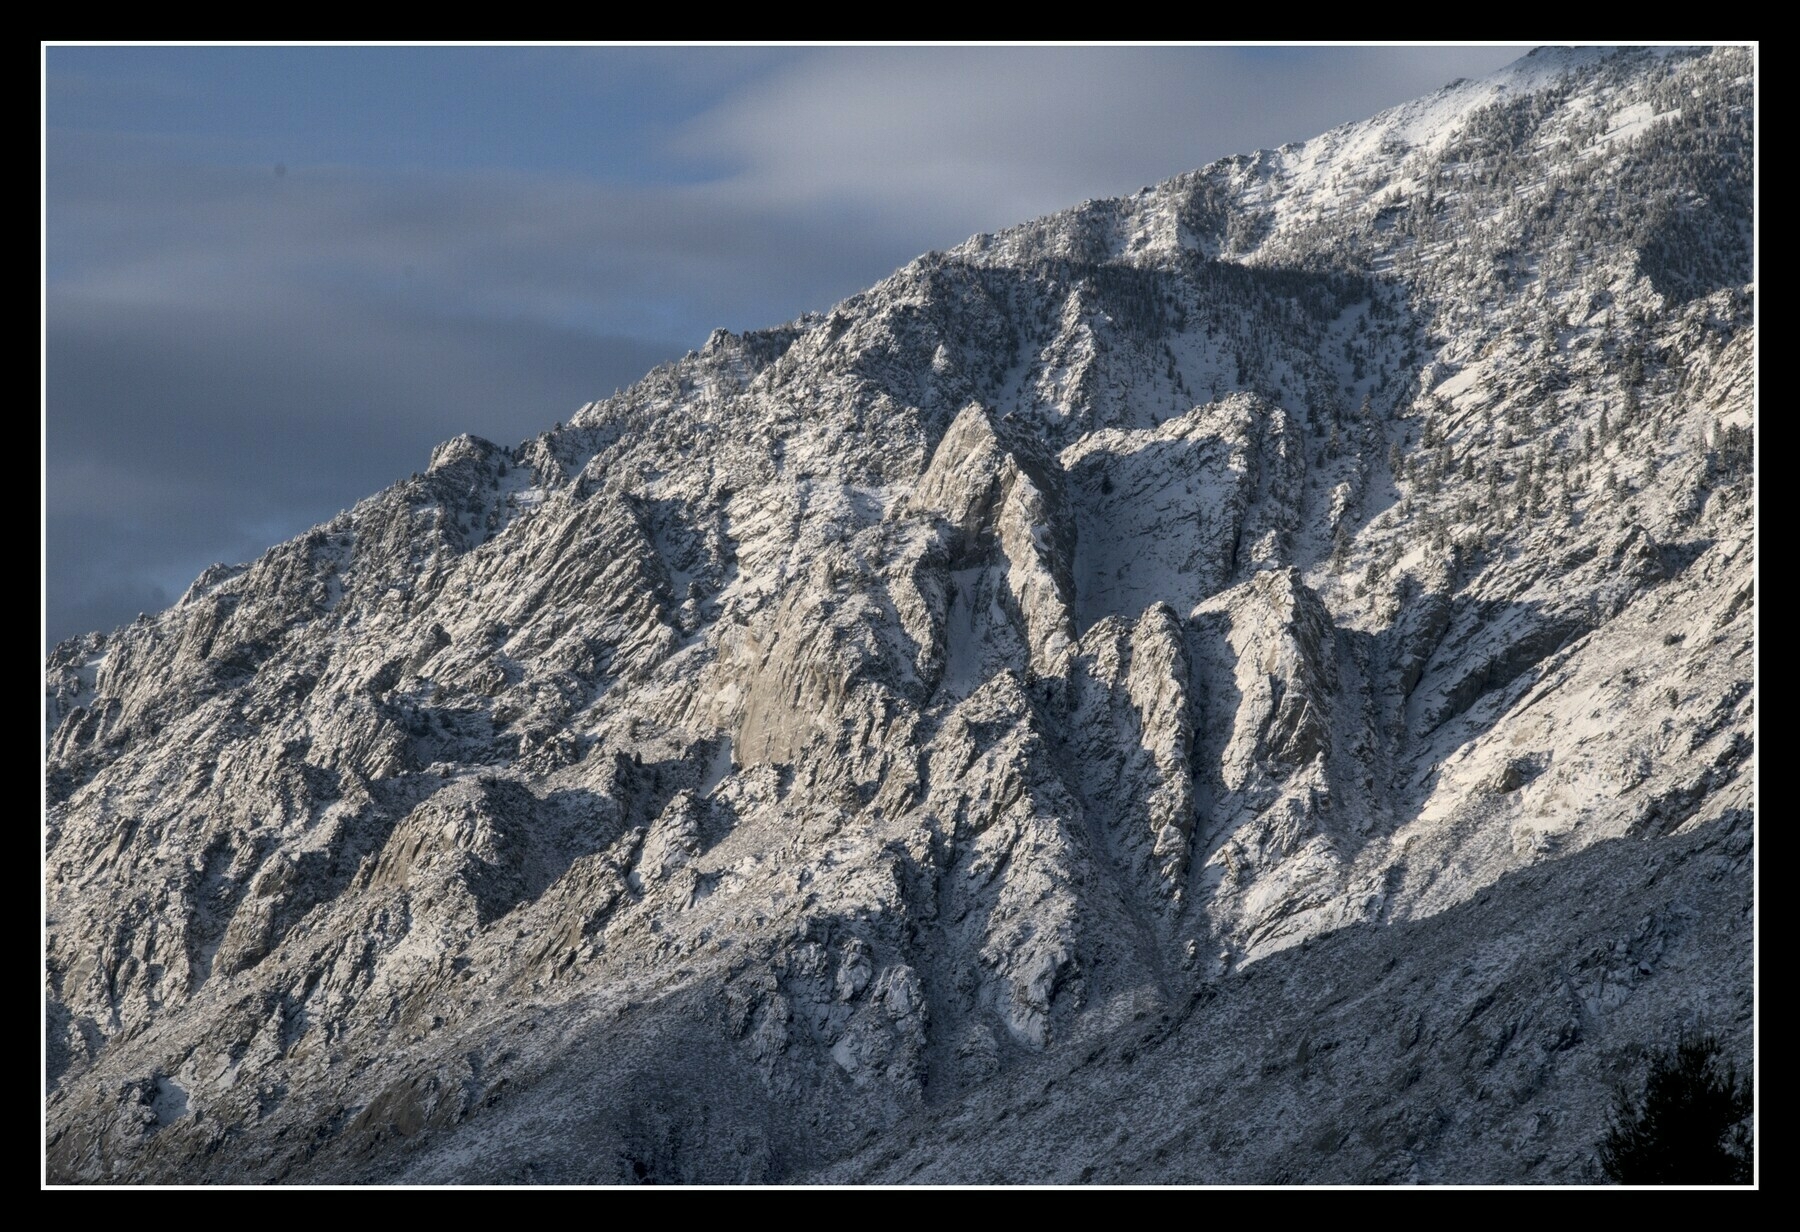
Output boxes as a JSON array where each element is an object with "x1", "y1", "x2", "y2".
[{"x1": 45, "y1": 45, "x2": 1753, "y2": 1184}]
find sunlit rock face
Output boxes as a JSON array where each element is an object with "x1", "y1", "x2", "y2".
[{"x1": 46, "y1": 46, "x2": 1753, "y2": 1184}]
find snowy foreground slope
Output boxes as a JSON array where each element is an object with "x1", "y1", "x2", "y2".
[{"x1": 45, "y1": 46, "x2": 1753, "y2": 1184}]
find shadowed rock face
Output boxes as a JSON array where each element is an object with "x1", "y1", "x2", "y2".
[{"x1": 45, "y1": 46, "x2": 1753, "y2": 1185}]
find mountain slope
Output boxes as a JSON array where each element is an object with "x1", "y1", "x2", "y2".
[{"x1": 45, "y1": 45, "x2": 1754, "y2": 1185}]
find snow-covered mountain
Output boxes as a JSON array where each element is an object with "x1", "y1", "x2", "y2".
[{"x1": 44, "y1": 45, "x2": 1754, "y2": 1184}]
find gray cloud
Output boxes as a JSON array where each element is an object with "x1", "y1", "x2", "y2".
[
  {"x1": 44, "y1": 154, "x2": 923, "y2": 646},
  {"x1": 679, "y1": 46, "x2": 1526, "y2": 232},
  {"x1": 45, "y1": 46, "x2": 1530, "y2": 648},
  {"x1": 49, "y1": 153, "x2": 919, "y2": 331},
  {"x1": 45, "y1": 282, "x2": 681, "y2": 646}
]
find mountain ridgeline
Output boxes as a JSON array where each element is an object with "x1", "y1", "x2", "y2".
[{"x1": 45, "y1": 46, "x2": 1753, "y2": 1184}]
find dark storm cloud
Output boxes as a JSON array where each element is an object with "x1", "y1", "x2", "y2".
[{"x1": 45, "y1": 45, "x2": 1528, "y2": 648}]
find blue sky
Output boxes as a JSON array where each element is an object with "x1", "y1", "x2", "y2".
[{"x1": 44, "y1": 43, "x2": 1528, "y2": 646}]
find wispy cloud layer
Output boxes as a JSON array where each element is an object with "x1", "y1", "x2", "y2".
[
  {"x1": 680, "y1": 47, "x2": 1525, "y2": 229},
  {"x1": 45, "y1": 44, "x2": 1526, "y2": 646}
]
